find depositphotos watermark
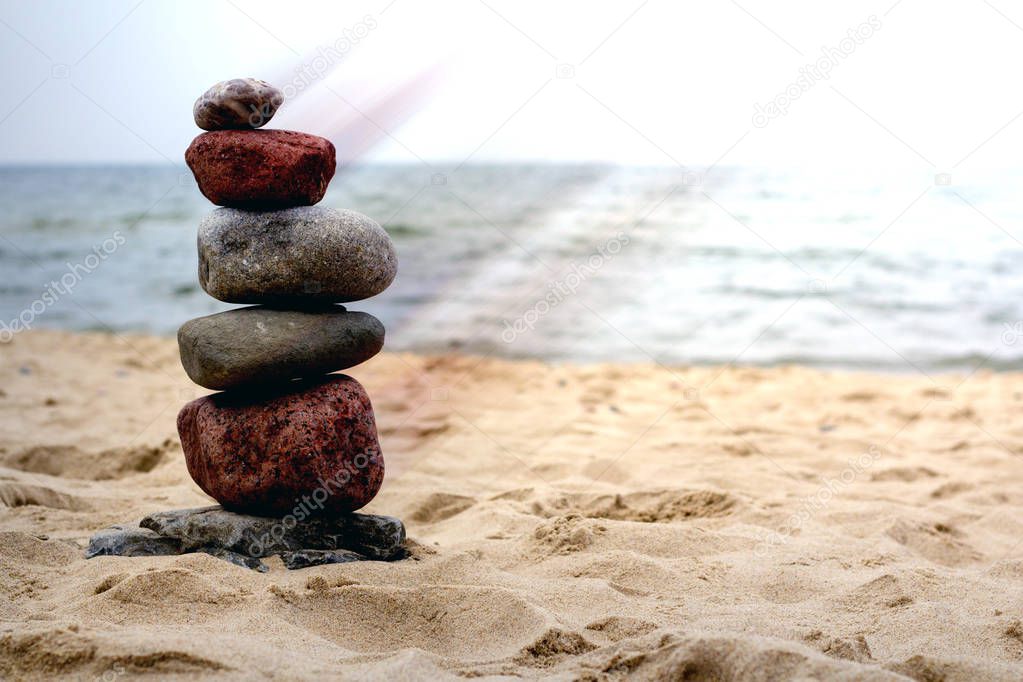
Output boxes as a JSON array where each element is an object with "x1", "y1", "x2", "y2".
[
  {"x1": 0, "y1": 231, "x2": 126, "y2": 343},
  {"x1": 753, "y1": 445, "x2": 882, "y2": 556},
  {"x1": 1001, "y1": 320, "x2": 1023, "y2": 346},
  {"x1": 501, "y1": 232, "x2": 631, "y2": 344},
  {"x1": 247, "y1": 16, "x2": 378, "y2": 127},
  {"x1": 752, "y1": 15, "x2": 882, "y2": 128},
  {"x1": 247, "y1": 447, "x2": 381, "y2": 556},
  {"x1": 66, "y1": 665, "x2": 126, "y2": 682}
]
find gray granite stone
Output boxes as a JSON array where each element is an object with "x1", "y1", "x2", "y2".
[
  {"x1": 193, "y1": 78, "x2": 282, "y2": 130},
  {"x1": 198, "y1": 207, "x2": 397, "y2": 304},
  {"x1": 85, "y1": 525, "x2": 181, "y2": 558},
  {"x1": 280, "y1": 548, "x2": 367, "y2": 570},
  {"x1": 177, "y1": 306, "x2": 384, "y2": 390},
  {"x1": 140, "y1": 506, "x2": 406, "y2": 561}
]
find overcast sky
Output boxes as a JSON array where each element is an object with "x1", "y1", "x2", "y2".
[{"x1": 1, "y1": 0, "x2": 1022, "y2": 172}]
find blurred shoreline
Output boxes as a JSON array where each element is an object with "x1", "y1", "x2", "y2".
[{"x1": 3, "y1": 163, "x2": 1022, "y2": 373}]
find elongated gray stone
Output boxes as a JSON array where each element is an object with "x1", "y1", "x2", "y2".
[
  {"x1": 198, "y1": 207, "x2": 397, "y2": 304},
  {"x1": 140, "y1": 506, "x2": 406, "y2": 561},
  {"x1": 85, "y1": 525, "x2": 181, "y2": 558},
  {"x1": 177, "y1": 306, "x2": 384, "y2": 390},
  {"x1": 281, "y1": 548, "x2": 367, "y2": 570}
]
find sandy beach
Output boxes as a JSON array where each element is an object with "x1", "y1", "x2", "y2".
[{"x1": 2, "y1": 329, "x2": 1023, "y2": 680}]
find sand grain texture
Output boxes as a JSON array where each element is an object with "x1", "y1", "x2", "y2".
[{"x1": 2, "y1": 330, "x2": 1023, "y2": 680}]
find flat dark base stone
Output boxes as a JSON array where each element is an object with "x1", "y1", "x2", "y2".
[
  {"x1": 86, "y1": 525, "x2": 181, "y2": 558},
  {"x1": 85, "y1": 506, "x2": 407, "y2": 571}
]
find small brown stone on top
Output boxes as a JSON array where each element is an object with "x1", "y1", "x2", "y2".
[{"x1": 193, "y1": 78, "x2": 282, "y2": 131}]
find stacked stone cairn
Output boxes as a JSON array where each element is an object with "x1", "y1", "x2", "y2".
[{"x1": 85, "y1": 78, "x2": 406, "y2": 571}]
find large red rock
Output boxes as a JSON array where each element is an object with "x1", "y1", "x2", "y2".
[
  {"x1": 177, "y1": 375, "x2": 383, "y2": 516},
  {"x1": 185, "y1": 129, "x2": 336, "y2": 208}
]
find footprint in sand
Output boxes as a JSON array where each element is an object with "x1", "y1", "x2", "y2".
[
  {"x1": 408, "y1": 492, "x2": 476, "y2": 523},
  {"x1": 2, "y1": 440, "x2": 175, "y2": 480},
  {"x1": 841, "y1": 574, "x2": 915, "y2": 610},
  {"x1": 0, "y1": 626, "x2": 230, "y2": 678},
  {"x1": 930, "y1": 481, "x2": 973, "y2": 499},
  {"x1": 840, "y1": 390, "x2": 883, "y2": 403},
  {"x1": 804, "y1": 629, "x2": 873, "y2": 663},
  {"x1": 885, "y1": 520, "x2": 983, "y2": 567},
  {"x1": 530, "y1": 489, "x2": 739, "y2": 523},
  {"x1": 0, "y1": 481, "x2": 91, "y2": 512},
  {"x1": 571, "y1": 551, "x2": 677, "y2": 597},
  {"x1": 513, "y1": 628, "x2": 597, "y2": 667},
  {"x1": 585, "y1": 616, "x2": 658, "y2": 642},
  {"x1": 271, "y1": 584, "x2": 548, "y2": 661},
  {"x1": 869, "y1": 467, "x2": 938, "y2": 483}
]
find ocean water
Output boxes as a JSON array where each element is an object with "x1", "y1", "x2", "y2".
[{"x1": 2, "y1": 163, "x2": 1022, "y2": 373}]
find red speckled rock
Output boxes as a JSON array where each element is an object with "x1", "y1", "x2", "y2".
[
  {"x1": 177, "y1": 375, "x2": 383, "y2": 516},
  {"x1": 185, "y1": 129, "x2": 336, "y2": 208}
]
